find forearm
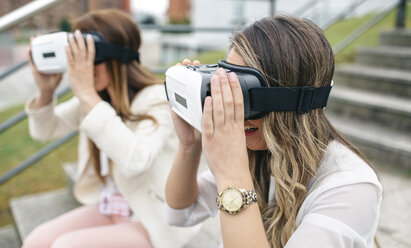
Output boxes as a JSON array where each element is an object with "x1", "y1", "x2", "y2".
[
  {"x1": 165, "y1": 144, "x2": 202, "y2": 209},
  {"x1": 216, "y1": 174, "x2": 270, "y2": 248}
]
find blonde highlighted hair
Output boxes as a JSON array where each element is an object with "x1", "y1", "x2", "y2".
[{"x1": 231, "y1": 15, "x2": 376, "y2": 248}]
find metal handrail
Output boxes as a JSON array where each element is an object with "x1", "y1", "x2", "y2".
[
  {"x1": 0, "y1": 131, "x2": 77, "y2": 186},
  {"x1": 0, "y1": 86, "x2": 71, "y2": 134},
  {"x1": 0, "y1": 0, "x2": 65, "y2": 32},
  {"x1": 321, "y1": 0, "x2": 368, "y2": 30},
  {"x1": 139, "y1": 24, "x2": 237, "y2": 33},
  {"x1": 333, "y1": 0, "x2": 400, "y2": 54},
  {"x1": 0, "y1": 61, "x2": 29, "y2": 81},
  {"x1": 293, "y1": 0, "x2": 321, "y2": 17}
]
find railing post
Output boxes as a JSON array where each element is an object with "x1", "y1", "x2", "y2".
[
  {"x1": 270, "y1": 0, "x2": 276, "y2": 17},
  {"x1": 396, "y1": 0, "x2": 407, "y2": 29}
]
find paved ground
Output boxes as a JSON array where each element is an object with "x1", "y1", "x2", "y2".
[
  {"x1": 375, "y1": 164, "x2": 411, "y2": 248},
  {"x1": 0, "y1": 65, "x2": 70, "y2": 111}
]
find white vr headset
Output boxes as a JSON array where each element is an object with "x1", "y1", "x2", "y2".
[
  {"x1": 31, "y1": 31, "x2": 140, "y2": 74},
  {"x1": 165, "y1": 60, "x2": 332, "y2": 132}
]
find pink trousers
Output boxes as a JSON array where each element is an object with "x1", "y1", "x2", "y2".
[{"x1": 22, "y1": 205, "x2": 152, "y2": 248}]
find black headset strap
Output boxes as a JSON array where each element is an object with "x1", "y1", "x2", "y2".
[
  {"x1": 218, "y1": 60, "x2": 268, "y2": 86},
  {"x1": 95, "y1": 42, "x2": 140, "y2": 63},
  {"x1": 249, "y1": 86, "x2": 332, "y2": 114},
  {"x1": 219, "y1": 59, "x2": 332, "y2": 114}
]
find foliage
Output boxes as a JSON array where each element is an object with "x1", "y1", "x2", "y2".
[{"x1": 59, "y1": 18, "x2": 72, "y2": 32}]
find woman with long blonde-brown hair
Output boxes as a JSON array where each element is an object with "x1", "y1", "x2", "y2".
[
  {"x1": 165, "y1": 15, "x2": 382, "y2": 248},
  {"x1": 23, "y1": 9, "x2": 178, "y2": 248}
]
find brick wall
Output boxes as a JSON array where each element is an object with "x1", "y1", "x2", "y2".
[{"x1": 167, "y1": 0, "x2": 191, "y2": 24}]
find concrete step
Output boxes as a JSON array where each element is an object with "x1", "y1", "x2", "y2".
[
  {"x1": 334, "y1": 65, "x2": 411, "y2": 98},
  {"x1": 0, "y1": 225, "x2": 20, "y2": 248},
  {"x1": 10, "y1": 188, "x2": 80, "y2": 241},
  {"x1": 381, "y1": 30, "x2": 411, "y2": 48},
  {"x1": 328, "y1": 115, "x2": 411, "y2": 170},
  {"x1": 356, "y1": 46, "x2": 411, "y2": 71},
  {"x1": 327, "y1": 86, "x2": 411, "y2": 133}
]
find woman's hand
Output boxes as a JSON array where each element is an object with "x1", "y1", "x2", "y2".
[
  {"x1": 65, "y1": 30, "x2": 101, "y2": 113},
  {"x1": 166, "y1": 58, "x2": 204, "y2": 209},
  {"x1": 170, "y1": 59, "x2": 202, "y2": 151},
  {"x1": 201, "y1": 68, "x2": 251, "y2": 188},
  {"x1": 28, "y1": 36, "x2": 62, "y2": 108}
]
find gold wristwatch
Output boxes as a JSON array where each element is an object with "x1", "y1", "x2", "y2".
[{"x1": 216, "y1": 186, "x2": 257, "y2": 215}]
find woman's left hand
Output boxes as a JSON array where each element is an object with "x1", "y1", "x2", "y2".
[
  {"x1": 202, "y1": 68, "x2": 252, "y2": 189},
  {"x1": 65, "y1": 30, "x2": 101, "y2": 113}
]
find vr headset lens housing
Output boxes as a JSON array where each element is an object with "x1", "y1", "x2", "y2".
[
  {"x1": 31, "y1": 31, "x2": 140, "y2": 74},
  {"x1": 165, "y1": 60, "x2": 332, "y2": 132}
]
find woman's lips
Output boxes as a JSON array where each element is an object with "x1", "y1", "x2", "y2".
[{"x1": 245, "y1": 126, "x2": 258, "y2": 136}]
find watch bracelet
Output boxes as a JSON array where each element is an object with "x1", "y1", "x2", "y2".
[{"x1": 243, "y1": 189, "x2": 258, "y2": 205}]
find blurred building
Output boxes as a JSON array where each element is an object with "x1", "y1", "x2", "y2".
[{"x1": 0, "y1": 0, "x2": 131, "y2": 30}]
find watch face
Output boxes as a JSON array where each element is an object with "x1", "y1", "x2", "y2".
[{"x1": 221, "y1": 188, "x2": 244, "y2": 212}]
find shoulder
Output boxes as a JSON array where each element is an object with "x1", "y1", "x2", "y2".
[
  {"x1": 301, "y1": 141, "x2": 383, "y2": 216},
  {"x1": 308, "y1": 140, "x2": 382, "y2": 193},
  {"x1": 295, "y1": 141, "x2": 382, "y2": 243}
]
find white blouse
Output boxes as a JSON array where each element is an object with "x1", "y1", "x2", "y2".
[{"x1": 165, "y1": 141, "x2": 383, "y2": 248}]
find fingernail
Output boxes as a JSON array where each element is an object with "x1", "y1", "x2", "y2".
[
  {"x1": 217, "y1": 68, "x2": 226, "y2": 76},
  {"x1": 68, "y1": 33, "x2": 74, "y2": 39},
  {"x1": 86, "y1": 34, "x2": 92, "y2": 40},
  {"x1": 205, "y1": 96, "x2": 212, "y2": 104},
  {"x1": 228, "y1": 72, "x2": 237, "y2": 81},
  {"x1": 75, "y1": 29, "x2": 80, "y2": 35}
]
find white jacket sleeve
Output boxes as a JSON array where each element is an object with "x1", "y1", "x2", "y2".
[
  {"x1": 285, "y1": 183, "x2": 382, "y2": 248},
  {"x1": 79, "y1": 85, "x2": 173, "y2": 177},
  {"x1": 25, "y1": 96, "x2": 81, "y2": 142},
  {"x1": 165, "y1": 170, "x2": 219, "y2": 227}
]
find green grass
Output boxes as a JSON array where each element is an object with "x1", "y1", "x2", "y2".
[
  {"x1": 326, "y1": 5, "x2": 411, "y2": 64},
  {"x1": 0, "y1": 93, "x2": 78, "y2": 227},
  {"x1": 0, "y1": 5, "x2": 410, "y2": 228}
]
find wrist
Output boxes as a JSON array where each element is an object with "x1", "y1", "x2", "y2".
[
  {"x1": 215, "y1": 170, "x2": 254, "y2": 193},
  {"x1": 78, "y1": 92, "x2": 102, "y2": 113},
  {"x1": 179, "y1": 142, "x2": 202, "y2": 153},
  {"x1": 39, "y1": 87, "x2": 56, "y2": 96},
  {"x1": 32, "y1": 92, "x2": 54, "y2": 109},
  {"x1": 175, "y1": 143, "x2": 202, "y2": 170}
]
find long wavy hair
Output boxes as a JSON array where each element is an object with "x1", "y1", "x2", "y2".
[
  {"x1": 74, "y1": 9, "x2": 162, "y2": 182},
  {"x1": 231, "y1": 15, "x2": 376, "y2": 248}
]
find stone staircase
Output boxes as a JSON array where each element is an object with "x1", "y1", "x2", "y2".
[{"x1": 326, "y1": 30, "x2": 411, "y2": 170}]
